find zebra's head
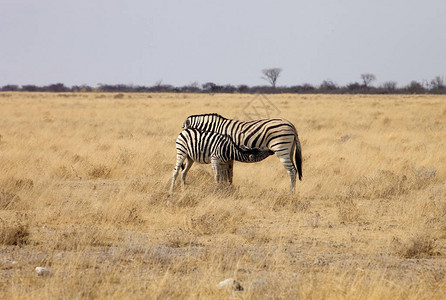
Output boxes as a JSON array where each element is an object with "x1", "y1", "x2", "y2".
[{"x1": 240, "y1": 145, "x2": 274, "y2": 162}]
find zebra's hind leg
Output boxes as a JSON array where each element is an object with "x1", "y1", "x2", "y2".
[
  {"x1": 180, "y1": 157, "x2": 194, "y2": 189},
  {"x1": 170, "y1": 155, "x2": 186, "y2": 193},
  {"x1": 278, "y1": 154, "x2": 297, "y2": 194},
  {"x1": 288, "y1": 168, "x2": 297, "y2": 194}
]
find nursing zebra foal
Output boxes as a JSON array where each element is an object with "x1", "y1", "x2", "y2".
[
  {"x1": 183, "y1": 113, "x2": 303, "y2": 193},
  {"x1": 170, "y1": 128, "x2": 274, "y2": 193}
]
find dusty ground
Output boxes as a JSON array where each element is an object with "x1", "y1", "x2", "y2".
[{"x1": 0, "y1": 92, "x2": 445, "y2": 299}]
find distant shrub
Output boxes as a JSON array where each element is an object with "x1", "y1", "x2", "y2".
[
  {"x1": 202, "y1": 82, "x2": 223, "y2": 93},
  {"x1": 319, "y1": 80, "x2": 338, "y2": 92},
  {"x1": 3, "y1": 75, "x2": 446, "y2": 94},
  {"x1": 405, "y1": 81, "x2": 426, "y2": 94},
  {"x1": 1, "y1": 85, "x2": 20, "y2": 91},
  {"x1": 347, "y1": 82, "x2": 363, "y2": 91},
  {"x1": 237, "y1": 84, "x2": 250, "y2": 93},
  {"x1": 381, "y1": 81, "x2": 398, "y2": 93},
  {"x1": 22, "y1": 85, "x2": 41, "y2": 92},
  {"x1": 45, "y1": 83, "x2": 70, "y2": 92}
]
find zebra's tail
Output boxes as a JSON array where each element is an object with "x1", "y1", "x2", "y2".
[{"x1": 295, "y1": 136, "x2": 303, "y2": 181}]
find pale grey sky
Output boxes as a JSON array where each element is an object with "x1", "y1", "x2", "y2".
[{"x1": 1, "y1": 0, "x2": 445, "y2": 87}]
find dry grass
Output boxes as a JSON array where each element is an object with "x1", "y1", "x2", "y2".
[{"x1": 0, "y1": 92, "x2": 445, "y2": 299}]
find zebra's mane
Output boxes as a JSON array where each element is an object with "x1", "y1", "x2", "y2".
[{"x1": 188, "y1": 113, "x2": 227, "y2": 120}]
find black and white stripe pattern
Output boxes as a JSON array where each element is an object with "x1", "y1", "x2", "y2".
[
  {"x1": 183, "y1": 113, "x2": 302, "y2": 193},
  {"x1": 170, "y1": 128, "x2": 273, "y2": 193}
]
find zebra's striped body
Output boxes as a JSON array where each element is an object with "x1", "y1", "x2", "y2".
[
  {"x1": 183, "y1": 113, "x2": 302, "y2": 193},
  {"x1": 170, "y1": 128, "x2": 273, "y2": 193}
]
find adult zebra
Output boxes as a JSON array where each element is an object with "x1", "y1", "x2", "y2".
[
  {"x1": 183, "y1": 113, "x2": 302, "y2": 193},
  {"x1": 170, "y1": 128, "x2": 274, "y2": 193}
]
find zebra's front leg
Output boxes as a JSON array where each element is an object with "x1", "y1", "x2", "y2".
[
  {"x1": 170, "y1": 155, "x2": 186, "y2": 193},
  {"x1": 181, "y1": 157, "x2": 194, "y2": 189}
]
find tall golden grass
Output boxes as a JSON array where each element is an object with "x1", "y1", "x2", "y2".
[{"x1": 0, "y1": 92, "x2": 445, "y2": 299}]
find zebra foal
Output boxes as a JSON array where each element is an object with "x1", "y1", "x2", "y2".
[
  {"x1": 183, "y1": 113, "x2": 303, "y2": 193},
  {"x1": 170, "y1": 128, "x2": 273, "y2": 193}
]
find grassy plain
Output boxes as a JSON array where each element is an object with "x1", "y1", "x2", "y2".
[{"x1": 0, "y1": 92, "x2": 445, "y2": 299}]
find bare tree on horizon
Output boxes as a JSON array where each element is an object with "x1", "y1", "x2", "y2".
[
  {"x1": 262, "y1": 68, "x2": 282, "y2": 88},
  {"x1": 361, "y1": 73, "x2": 376, "y2": 87}
]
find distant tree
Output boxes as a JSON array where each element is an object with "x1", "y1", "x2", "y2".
[
  {"x1": 347, "y1": 82, "x2": 362, "y2": 91},
  {"x1": 202, "y1": 82, "x2": 223, "y2": 93},
  {"x1": 148, "y1": 84, "x2": 174, "y2": 93},
  {"x1": 261, "y1": 68, "x2": 282, "y2": 88},
  {"x1": 430, "y1": 76, "x2": 445, "y2": 90},
  {"x1": 360, "y1": 73, "x2": 376, "y2": 87},
  {"x1": 22, "y1": 85, "x2": 40, "y2": 92},
  {"x1": 405, "y1": 81, "x2": 425, "y2": 94},
  {"x1": 45, "y1": 83, "x2": 69, "y2": 92},
  {"x1": 181, "y1": 82, "x2": 201, "y2": 93},
  {"x1": 381, "y1": 81, "x2": 397, "y2": 91},
  {"x1": 237, "y1": 85, "x2": 250, "y2": 93},
  {"x1": 319, "y1": 80, "x2": 337, "y2": 91},
  {"x1": 1, "y1": 84, "x2": 20, "y2": 91},
  {"x1": 221, "y1": 84, "x2": 236, "y2": 93},
  {"x1": 202, "y1": 82, "x2": 216, "y2": 93},
  {"x1": 301, "y1": 83, "x2": 316, "y2": 93},
  {"x1": 73, "y1": 85, "x2": 93, "y2": 92}
]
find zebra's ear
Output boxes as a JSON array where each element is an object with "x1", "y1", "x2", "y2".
[{"x1": 183, "y1": 119, "x2": 191, "y2": 129}]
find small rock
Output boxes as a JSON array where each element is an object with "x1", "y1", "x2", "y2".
[
  {"x1": 35, "y1": 267, "x2": 50, "y2": 276},
  {"x1": 217, "y1": 278, "x2": 244, "y2": 291}
]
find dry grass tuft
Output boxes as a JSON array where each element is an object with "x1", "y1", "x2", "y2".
[
  {"x1": 254, "y1": 188, "x2": 311, "y2": 212},
  {"x1": 342, "y1": 168, "x2": 438, "y2": 200},
  {"x1": 336, "y1": 197, "x2": 361, "y2": 223},
  {"x1": 164, "y1": 227, "x2": 199, "y2": 248},
  {"x1": 37, "y1": 226, "x2": 114, "y2": 251},
  {"x1": 393, "y1": 234, "x2": 440, "y2": 258},
  {"x1": 88, "y1": 164, "x2": 112, "y2": 179},
  {"x1": 0, "y1": 190, "x2": 21, "y2": 209},
  {"x1": 187, "y1": 204, "x2": 246, "y2": 235},
  {"x1": 0, "y1": 218, "x2": 30, "y2": 246}
]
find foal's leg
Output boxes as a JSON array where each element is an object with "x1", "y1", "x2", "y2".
[
  {"x1": 211, "y1": 157, "x2": 223, "y2": 182},
  {"x1": 181, "y1": 157, "x2": 194, "y2": 188},
  {"x1": 227, "y1": 160, "x2": 234, "y2": 184},
  {"x1": 170, "y1": 154, "x2": 186, "y2": 193}
]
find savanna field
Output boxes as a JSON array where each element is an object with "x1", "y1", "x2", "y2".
[{"x1": 0, "y1": 92, "x2": 445, "y2": 299}]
